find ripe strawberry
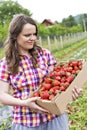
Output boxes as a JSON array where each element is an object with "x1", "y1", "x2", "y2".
[
  {"x1": 72, "y1": 61, "x2": 79, "y2": 66},
  {"x1": 53, "y1": 86, "x2": 60, "y2": 91},
  {"x1": 67, "y1": 66, "x2": 73, "y2": 72},
  {"x1": 55, "y1": 76, "x2": 61, "y2": 81},
  {"x1": 44, "y1": 83, "x2": 52, "y2": 90},
  {"x1": 49, "y1": 72, "x2": 55, "y2": 78},
  {"x1": 74, "y1": 66, "x2": 79, "y2": 71},
  {"x1": 60, "y1": 70, "x2": 66, "y2": 76},
  {"x1": 52, "y1": 80, "x2": 60, "y2": 86},
  {"x1": 44, "y1": 77, "x2": 52, "y2": 83},
  {"x1": 72, "y1": 70, "x2": 76, "y2": 75},
  {"x1": 64, "y1": 82, "x2": 69, "y2": 88},
  {"x1": 60, "y1": 86, "x2": 66, "y2": 91},
  {"x1": 43, "y1": 91, "x2": 49, "y2": 99},
  {"x1": 66, "y1": 75, "x2": 74, "y2": 83}
]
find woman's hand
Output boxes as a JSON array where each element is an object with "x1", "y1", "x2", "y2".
[
  {"x1": 23, "y1": 97, "x2": 50, "y2": 114},
  {"x1": 72, "y1": 87, "x2": 83, "y2": 100}
]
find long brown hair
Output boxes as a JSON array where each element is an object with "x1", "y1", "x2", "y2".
[{"x1": 4, "y1": 13, "x2": 42, "y2": 74}]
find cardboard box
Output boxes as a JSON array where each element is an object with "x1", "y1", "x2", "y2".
[{"x1": 36, "y1": 60, "x2": 87, "y2": 115}]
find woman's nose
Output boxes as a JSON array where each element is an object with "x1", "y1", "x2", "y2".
[{"x1": 29, "y1": 34, "x2": 36, "y2": 40}]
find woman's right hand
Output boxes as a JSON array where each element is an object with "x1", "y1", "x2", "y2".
[{"x1": 23, "y1": 97, "x2": 50, "y2": 114}]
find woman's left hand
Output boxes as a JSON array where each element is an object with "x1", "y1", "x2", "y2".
[{"x1": 72, "y1": 87, "x2": 83, "y2": 100}]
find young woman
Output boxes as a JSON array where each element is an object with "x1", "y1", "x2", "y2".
[{"x1": 0, "y1": 13, "x2": 82, "y2": 130}]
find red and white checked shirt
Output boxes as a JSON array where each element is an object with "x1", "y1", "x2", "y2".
[{"x1": 0, "y1": 48, "x2": 57, "y2": 127}]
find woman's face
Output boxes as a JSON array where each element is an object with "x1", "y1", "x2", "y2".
[{"x1": 17, "y1": 23, "x2": 37, "y2": 55}]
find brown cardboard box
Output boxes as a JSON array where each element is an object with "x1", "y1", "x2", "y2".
[{"x1": 36, "y1": 60, "x2": 87, "y2": 115}]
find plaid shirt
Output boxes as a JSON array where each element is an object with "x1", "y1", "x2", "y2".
[{"x1": 0, "y1": 48, "x2": 57, "y2": 127}]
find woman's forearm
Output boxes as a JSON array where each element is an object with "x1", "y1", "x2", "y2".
[{"x1": 0, "y1": 92, "x2": 24, "y2": 107}]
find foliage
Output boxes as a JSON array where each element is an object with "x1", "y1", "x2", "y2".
[
  {"x1": 0, "y1": 116, "x2": 12, "y2": 130},
  {"x1": 38, "y1": 13, "x2": 87, "y2": 37},
  {"x1": 75, "y1": 13, "x2": 87, "y2": 32},
  {"x1": 38, "y1": 23, "x2": 83, "y2": 37},
  {"x1": 37, "y1": 24, "x2": 50, "y2": 36},
  {"x1": 0, "y1": 0, "x2": 32, "y2": 43},
  {"x1": 47, "y1": 24, "x2": 68, "y2": 36},
  {"x1": 61, "y1": 15, "x2": 77, "y2": 27},
  {"x1": 0, "y1": 47, "x2": 4, "y2": 59},
  {"x1": 68, "y1": 86, "x2": 87, "y2": 129},
  {"x1": 69, "y1": 25, "x2": 83, "y2": 33},
  {"x1": 0, "y1": 20, "x2": 9, "y2": 43},
  {"x1": 0, "y1": 0, "x2": 32, "y2": 25}
]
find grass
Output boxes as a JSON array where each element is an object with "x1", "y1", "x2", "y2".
[
  {"x1": 0, "y1": 48, "x2": 5, "y2": 59},
  {"x1": 68, "y1": 85, "x2": 87, "y2": 130}
]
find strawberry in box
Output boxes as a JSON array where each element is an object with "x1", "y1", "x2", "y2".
[
  {"x1": 32, "y1": 59, "x2": 87, "y2": 115},
  {"x1": 32, "y1": 60, "x2": 82, "y2": 100}
]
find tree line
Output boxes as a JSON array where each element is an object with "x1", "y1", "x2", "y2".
[{"x1": 0, "y1": 0, "x2": 87, "y2": 45}]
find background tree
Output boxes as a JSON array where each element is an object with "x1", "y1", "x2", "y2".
[
  {"x1": 61, "y1": 15, "x2": 77, "y2": 27},
  {"x1": 0, "y1": 0, "x2": 32, "y2": 44},
  {"x1": 78, "y1": 14, "x2": 87, "y2": 32},
  {"x1": 0, "y1": 0, "x2": 32, "y2": 25}
]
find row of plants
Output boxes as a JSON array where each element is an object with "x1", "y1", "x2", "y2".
[
  {"x1": 52, "y1": 38, "x2": 87, "y2": 61},
  {"x1": 68, "y1": 85, "x2": 87, "y2": 129}
]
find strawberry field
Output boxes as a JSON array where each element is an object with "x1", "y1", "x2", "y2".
[{"x1": 0, "y1": 38, "x2": 87, "y2": 129}]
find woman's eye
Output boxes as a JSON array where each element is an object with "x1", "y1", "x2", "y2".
[
  {"x1": 24, "y1": 34, "x2": 31, "y2": 37},
  {"x1": 24, "y1": 33, "x2": 37, "y2": 37}
]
